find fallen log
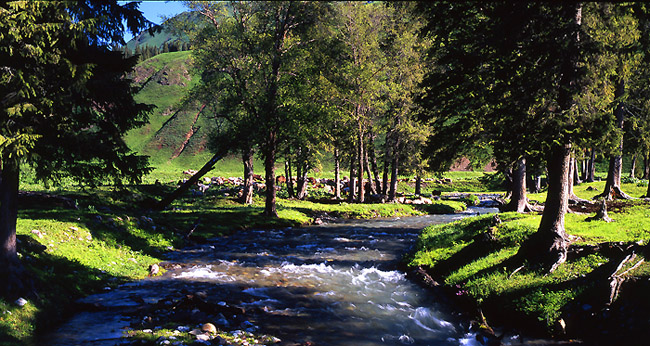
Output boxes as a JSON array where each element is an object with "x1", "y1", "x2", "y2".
[{"x1": 153, "y1": 147, "x2": 230, "y2": 211}]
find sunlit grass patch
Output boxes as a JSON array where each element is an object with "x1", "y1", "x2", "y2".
[{"x1": 0, "y1": 299, "x2": 38, "y2": 346}]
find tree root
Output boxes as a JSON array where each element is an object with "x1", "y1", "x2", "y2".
[
  {"x1": 608, "y1": 253, "x2": 644, "y2": 305},
  {"x1": 586, "y1": 199, "x2": 613, "y2": 223},
  {"x1": 499, "y1": 201, "x2": 542, "y2": 213},
  {"x1": 595, "y1": 186, "x2": 634, "y2": 201},
  {"x1": 568, "y1": 193, "x2": 589, "y2": 204}
]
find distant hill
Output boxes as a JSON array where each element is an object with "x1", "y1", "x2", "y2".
[
  {"x1": 124, "y1": 51, "x2": 217, "y2": 165},
  {"x1": 125, "y1": 11, "x2": 199, "y2": 51}
]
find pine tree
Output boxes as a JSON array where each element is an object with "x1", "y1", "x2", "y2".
[{"x1": 0, "y1": 0, "x2": 152, "y2": 298}]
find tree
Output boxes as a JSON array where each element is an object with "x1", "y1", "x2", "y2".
[
  {"x1": 183, "y1": 1, "x2": 330, "y2": 216},
  {"x1": 586, "y1": 3, "x2": 643, "y2": 200},
  {"x1": 418, "y1": 2, "x2": 608, "y2": 271},
  {"x1": 0, "y1": 1, "x2": 153, "y2": 297},
  {"x1": 328, "y1": 2, "x2": 428, "y2": 203}
]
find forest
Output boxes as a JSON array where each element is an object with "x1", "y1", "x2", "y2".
[{"x1": 2, "y1": 1, "x2": 650, "y2": 345}]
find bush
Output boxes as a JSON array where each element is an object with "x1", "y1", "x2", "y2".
[{"x1": 459, "y1": 194, "x2": 480, "y2": 206}]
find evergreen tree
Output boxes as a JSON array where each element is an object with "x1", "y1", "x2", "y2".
[
  {"x1": 0, "y1": 0, "x2": 152, "y2": 298},
  {"x1": 418, "y1": 3, "x2": 608, "y2": 271}
]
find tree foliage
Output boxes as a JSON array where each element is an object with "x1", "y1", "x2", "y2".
[{"x1": 0, "y1": 0, "x2": 153, "y2": 298}]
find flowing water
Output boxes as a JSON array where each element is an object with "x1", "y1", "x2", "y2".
[{"x1": 48, "y1": 206, "x2": 539, "y2": 346}]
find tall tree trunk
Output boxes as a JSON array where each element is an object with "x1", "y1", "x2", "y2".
[
  {"x1": 348, "y1": 154, "x2": 356, "y2": 203},
  {"x1": 502, "y1": 166, "x2": 514, "y2": 200},
  {"x1": 296, "y1": 161, "x2": 308, "y2": 200},
  {"x1": 598, "y1": 79, "x2": 632, "y2": 200},
  {"x1": 414, "y1": 175, "x2": 422, "y2": 196},
  {"x1": 502, "y1": 158, "x2": 531, "y2": 212},
  {"x1": 572, "y1": 156, "x2": 582, "y2": 185},
  {"x1": 643, "y1": 152, "x2": 650, "y2": 180},
  {"x1": 0, "y1": 156, "x2": 28, "y2": 299},
  {"x1": 629, "y1": 153, "x2": 637, "y2": 179},
  {"x1": 241, "y1": 148, "x2": 254, "y2": 205},
  {"x1": 285, "y1": 160, "x2": 295, "y2": 199},
  {"x1": 518, "y1": 4, "x2": 581, "y2": 272},
  {"x1": 382, "y1": 143, "x2": 391, "y2": 198},
  {"x1": 357, "y1": 122, "x2": 365, "y2": 203},
  {"x1": 581, "y1": 150, "x2": 588, "y2": 181},
  {"x1": 368, "y1": 136, "x2": 381, "y2": 195},
  {"x1": 518, "y1": 144, "x2": 572, "y2": 272},
  {"x1": 334, "y1": 147, "x2": 341, "y2": 199},
  {"x1": 586, "y1": 148, "x2": 596, "y2": 182},
  {"x1": 364, "y1": 145, "x2": 375, "y2": 196},
  {"x1": 531, "y1": 175, "x2": 542, "y2": 193},
  {"x1": 263, "y1": 131, "x2": 278, "y2": 217},
  {"x1": 389, "y1": 141, "x2": 401, "y2": 202},
  {"x1": 568, "y1": 155, "x2": 586, "y2": 202}
]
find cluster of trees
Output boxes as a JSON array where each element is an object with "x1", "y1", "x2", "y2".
[
  {"x1": 4, "y1": 1, "x2": 650, "y2": 296},
  {"x1": 115, "y1": 40, "x2": 192, "y2": 62},
  {"x1": 418, "y1": 2, "x2": 650, "y2": 270},
  {"x1": 171, "y1": 1, "x2": 430, "y2": 216},
  {"x1": 0, "y1": 1, "x2": 153, "y2": 297},
  {"x1": 175, "y1": 2, "x2": 650, "y2": 271}
]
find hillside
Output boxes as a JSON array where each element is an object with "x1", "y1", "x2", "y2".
[
  {"x1": 125, "y1": 12, "x2": 197, "y2": 51},
  {"x1": 125, "y1": 51, "x2": 216, "y2": 167}
]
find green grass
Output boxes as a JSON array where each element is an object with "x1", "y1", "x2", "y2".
[{"x1": 528, "y1": 180, "x2": 649, "y2": 202}]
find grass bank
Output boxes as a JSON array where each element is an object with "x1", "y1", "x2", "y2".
[
  {"x1": 407, "y1": 196, "x2": 650, "y2": 344},
  {"x1": 1, "y1": 182, "x2": 467, "y2": 345}
]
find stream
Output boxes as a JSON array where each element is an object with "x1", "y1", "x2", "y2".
[{"x1": 47, "y1": 206, "x2": 546, "y2": 346}]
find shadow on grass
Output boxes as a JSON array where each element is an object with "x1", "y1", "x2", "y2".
[{"x1": 1, "y1": 245, "x2": 134, "y2": 344}]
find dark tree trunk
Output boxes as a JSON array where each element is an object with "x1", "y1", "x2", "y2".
[
  {"x1": 357, "y1": 123, "x2": 365, "y2": 203},
  {"x1": 364, "y1": 145, "x2": 376, "y2": 196},
  {"x1": 263, "y1": 131, "x2": 278, "y2": 217},
  {"x1": 414, "y1": 175, "x2": 422, "y2": 196},
  {"x1": 382, "y1": 144, "x2": 391, "y2": 198},
  {"x1": 643, "y1": 152, "x2": 650, "y2": 180},
  {"x1": 0, "y1": 156, "x2": 28, "y2": 299},
  {"x1": 502, "y1": 166, "x2": 514, "y2": 200},
  {"x1": 568, "y1": 155, "x2": 587, "y2": 202},
  {"x1": 241, "y1": 148, "x2": 254, "y2": 205},
  {"x1": 502, "y1": 158, "x2": 530, "y2": 212},
  {"x1": 581, "y1": 151, "x2": 588, "y2": 182},
  {"x1": 517, "y1": 4, "x2": 581, "y2": 272},
  {"x1": 629, "y1": 153, "x2": 637, "y2": 179},
  {"x1": 527, "y1": 162, "x2": 542, "y2": 193},
  {"x1": 368, "y1": 137, "x2": 381, "y2": 195},
  {"x1": 295, "y1": 161, "x2": 308, "y2": 200},
  {"x1": 348, "y1": 154, "x2": 356, "y2": 203},
  {"x1": 518, "y1": 144, "x2": 572, "y2": 272},
  {"x1": 334, "y1": 148, "x2": 341, "y2": 199},
  {"x1": 598, "y1": 79, "x2": 631, "y2": 200},
  {"x1": 389, "y1": 142, "x2": 400, "y2": 202},
  {"x1": 532, "y1": 175, "x2": 542, "y2": 193},
  {"x1": 572, "y1": 156, "x2": 582, "y2": 185},
  {"x1": 285, "y1": 160, "x2": 294, "y2": 199},
  {"x1": 155, "y1": 149, "x2": 229, "y2": 210},
  {"x1": 586, "y1": 148, "x2": 596, "y2": 182}
]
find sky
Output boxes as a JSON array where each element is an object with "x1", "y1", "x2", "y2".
[{"x1": 122, "y1": 1, "x2": 188, "y2": 42}]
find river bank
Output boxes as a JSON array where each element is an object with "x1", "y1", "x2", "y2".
[{"x1": 407, "y1": 201, "x2": 650, "y2": 345}]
